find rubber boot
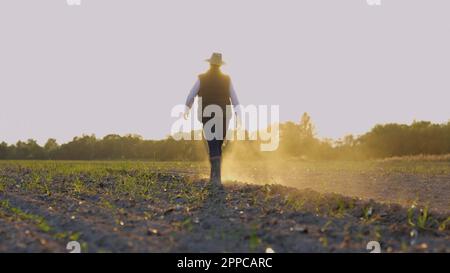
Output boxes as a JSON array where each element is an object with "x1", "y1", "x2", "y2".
[{"x1": 209, "y1": 157, "x2": 222, "y2": 186}]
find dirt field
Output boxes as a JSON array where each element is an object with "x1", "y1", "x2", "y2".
[{"x1": 0, "y1": 160, "x2": 449, "y2": 252}]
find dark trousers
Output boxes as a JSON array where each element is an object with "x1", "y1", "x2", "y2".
[
  {"x1": 202, "y1": 117, "x2": 231, "y2": 158},
  {"x1": 206, "y1": 139, "x2": 224, "y2": 158}
]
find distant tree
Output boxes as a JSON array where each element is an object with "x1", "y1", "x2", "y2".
[
  {"x1": 44, "y1": 138, "x2": 59, "y2": 159},
  {"x1": 299, "y1": 112, "x2": 315, "y2": 140},
  {"x1": 13, "y1": 139, "x2": 45, "y2": 159},
  {"x1": 0, "y1": 117, "x2": 449, "y2": 161},
  {"x1": 58, "y1": 134, "x2": 97, "y2": 160},
  {"x1": 358, "y1": 121, "x2": 450, "y2": 158},
  {"x1": 0, "y1": 142, "x2": 9, "y2": 159}
]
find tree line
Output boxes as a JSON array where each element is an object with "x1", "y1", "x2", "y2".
[{"x1": 1, "y1": 113, "x2": 449, "y2": 161}]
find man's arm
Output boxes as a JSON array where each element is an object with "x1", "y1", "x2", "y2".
[
  {"x1": 184, "y1": 79, "x2": 200, "y2": 119},
  {"x1": 230, "y1": 81, "x2": 242, "y2": 118},
  {"x1": 185, "y1": 79, "x2": 200, "y2": 109}
]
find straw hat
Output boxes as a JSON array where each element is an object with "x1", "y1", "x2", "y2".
[{"x1": 205, "y1": 52, "x2": 226, "y2": 66}]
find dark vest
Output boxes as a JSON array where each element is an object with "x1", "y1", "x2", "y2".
[{"x1": 198, "y1": 70, "x2": 231, "y2": 113}]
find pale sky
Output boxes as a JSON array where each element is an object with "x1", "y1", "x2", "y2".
[{"x1": 0, "y1": 0, "x2": 449, "y2": 145}]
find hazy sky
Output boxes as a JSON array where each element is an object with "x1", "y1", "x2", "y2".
[{"x1": 1, "y1": 0, "x2": 449, "y2": 144}]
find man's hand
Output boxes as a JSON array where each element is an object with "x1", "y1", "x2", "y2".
[{"x1": 183, "y1": 108, "x2": 190, "y2": 120}]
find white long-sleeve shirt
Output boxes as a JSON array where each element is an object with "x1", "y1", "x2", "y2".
[{"x1": 184, "y1": 79, "x2": 241, "y2": 116}]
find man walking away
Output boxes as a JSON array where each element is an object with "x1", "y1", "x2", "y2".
[{"x1": 184, "y1": 53, "x2": 241, "y2": 186}]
